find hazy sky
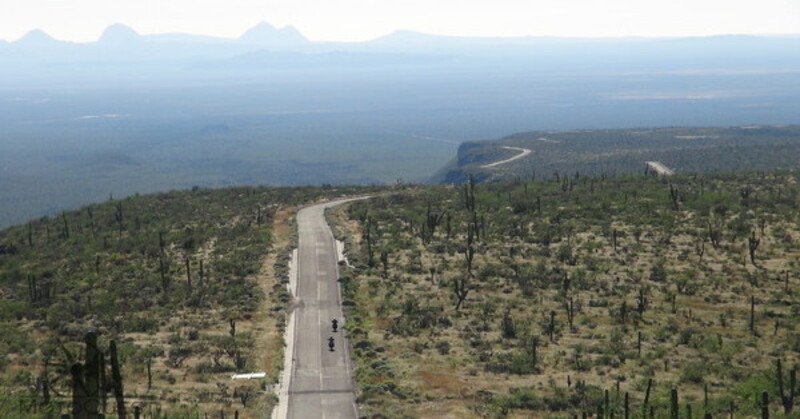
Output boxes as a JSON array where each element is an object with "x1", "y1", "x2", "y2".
[{"x1": 3, "y1": 0, "x2": 799, "y2": 42}]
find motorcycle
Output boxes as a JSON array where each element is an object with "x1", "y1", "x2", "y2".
[
  {"x1": 328, "y1": 336, "x2": 335, "y2": 351},
  {"x1": 332, "y1": 318, "x2": 339, "y2": 332}
]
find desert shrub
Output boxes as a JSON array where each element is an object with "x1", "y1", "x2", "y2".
[{"x1": 680, "y1": 360, "x2": 709, "y2": 383}]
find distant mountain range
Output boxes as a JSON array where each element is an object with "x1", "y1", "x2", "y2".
[
  {"x1": 5, "y1": 21, "x2": 800, "y2": 54},
  {"x1": 0, "y1": 22, "x2": 798, "y2": 87},
  {"x1": 4, "y1": 22, "x2": 309, "y2": 47}
]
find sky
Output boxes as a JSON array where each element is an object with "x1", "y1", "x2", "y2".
[{"x1": 2, "y1": 0, "x2": 799, "y2": 42}]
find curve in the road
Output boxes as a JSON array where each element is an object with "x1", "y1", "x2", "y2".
[
  {"x1": 481, "y1": 146, "x2": 533, "y2": 169},
  {"x1": 645, "y1": 160, "x2": 675, "y2": 176}
]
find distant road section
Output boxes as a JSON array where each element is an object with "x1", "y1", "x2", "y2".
[
  {"x1": 481, "y1": 146, "x2": 532, "y2": 168},
  {"x1": 645, "y1": 161, "x2": 675, "y2": 176}
]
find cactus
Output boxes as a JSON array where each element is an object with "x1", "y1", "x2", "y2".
[
  {"x1": 637, "y1": 288, "x2": 648, "y2": 318},
  {"x1": 364, "y1": 216, "x2": 375, "y2": 267},
  {"x1": 423, "y1": 203, "x2": 446, "y2": 244},
  {"x1": 28, "y1": 274, "x2": 37, "y2": 303},
  {"x1": 501, "y1": 310, "x2": 516, "y2": 339},
  {"x1": 37, "y1": 360, "x2": 51, "y2": 406},
  {"x1": 84, "y1": 332, "x2": 100, "y2": 417},
  {"x1": 100, "y1": 352, "x2": 108, "y2": 413},
  {"x1": 777, "y1": 359, "x2": 796, "y2": 414},
  {"x1": 785, "y1": 270, "x2": 790, "y2": 292},
  {"x1": 158, "y1": 231, "x2": 166, "y2": 255},
  {"x1": 624, "y1": 392, "x2": 629, "y2": 419},
  {"x1": 706, "y1": 217, "x2": 722, "y2": 249},
  {"x1": 71, "y1": 363, "x2": 88, "y2": 419},
  {"x1": 749, "y1": 231, "x2": 761, "y2": 267},
  {"x1": 452, "y1": 274, "x2": 470, "y2": 311},
  {"x1": 566, "y1": 296, "x2": 575, "y2": 331},
  {"x1": 464, "y1": 176, "x2": 476, "y2": 213},
  {"x1": 695, "y1": 236, "x2": 705, "y2": 260},
  {"x1": 380, "y1": 249, "x2": 389, "y2": 278},
  {"x1": 670, "y1": 388, "x2": 679, "y2": 419},
  {"x1": 159, "y1": 257, "x2": 169, "y2": 293},
  {"x1": 638, "y1": 331, "x2": 643, "y2": 356},
  {"x1": 185, "y1": 256, "x2": 192, "y2": 293},
  {"x1": 463, "y1": 222, "x2": 476, "y2": 277},
  {"x1": 669, "y1": 184, "x2": 680, "y2": 210},
  {"x1": 114, "y1": 201, "x2": 124, "y2": 236},
  {"x1": 147, "y1": 357, "x2": 153, "y2": 391},
  {"x1": 61, "y1": 212, "x2": 70, "y2": 239},
  {"x1": 110, "y1": 340, "x2": 126, "y2": 419},
  {"x1": 642, "y1": 378, "x2": 653, "y2": 418}
]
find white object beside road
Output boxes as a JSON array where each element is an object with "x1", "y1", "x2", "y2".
[{"x1": 232, "y1": 372, "x2": 267, "y2": 380}]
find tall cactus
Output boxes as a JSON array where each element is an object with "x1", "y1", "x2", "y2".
[
  {"x1": 777, "y1": 359, "x2": 796, "y2": 414},
  {"x1": 84, "y1": 332, "x2": 100, "y2": 417},
  {"x1": 71, "y1": 363, "x2": 88, "y2": 419},
  {"x1": 749, "y1": 231, "x2": 761, "y2": 267},
  {"x1": 185, "y1": 256, "x2": 193, "y2": 293},
  {"x1": 110, "y1": 340, "x2": 126, "y2": 419},
  {"x1": 670, "y1": 388, "x2": 679, "y2": 419}
]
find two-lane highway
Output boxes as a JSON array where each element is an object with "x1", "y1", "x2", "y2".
[{"x1": 285, "y1": 200, "x2": 359, "y2": 419}]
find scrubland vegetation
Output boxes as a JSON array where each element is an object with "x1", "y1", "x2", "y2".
[
  {"x1": 0, "y1": 185, "x2": 372, "y2": 417},
  {"x1": 331, "y1": 171, "x2": 800, "y2": 418},
  {"x1": 6, "y1": 148, "x2": 800, "y2": 418},
  {"x1": 436, "y1": 125, "x2": 800, "y2": 183}
]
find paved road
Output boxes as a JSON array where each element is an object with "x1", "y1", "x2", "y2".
[
  {"x1": 481, "y1": 146, "x2": 533, "y2": 168},
  {"x1": 645, "y1": 160, "x2": 675, "y2": 176},
  {"x1": 286, "y1": 200, "x2": 359, "y2": 419}
]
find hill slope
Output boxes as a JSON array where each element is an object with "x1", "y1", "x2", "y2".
[
  {"x1": 432, "y1": 125, "x2": 800, "y2": 184},
  {"x1": 331, "y1": 171, "x2": 800, "y2": 417},
  {"x1": 0, "y1": 185, "x2": 373, "y2": 417}
]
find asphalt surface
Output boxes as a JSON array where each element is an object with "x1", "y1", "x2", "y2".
[
  {"x1": 481, "y1": 146, "x2": 533, "y2": 168},
  {"x1": 287, "y1": 201, "x2": 358, "y2": 419}
]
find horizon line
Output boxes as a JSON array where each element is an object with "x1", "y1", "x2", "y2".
[{"x1": 3, "y1": 22, "x2": 799, "y2": 44}]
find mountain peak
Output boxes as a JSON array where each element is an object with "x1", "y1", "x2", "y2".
[
  {"x1": 239, "y1": 21, "x2": 307, "y2": 45},
  {"x1": 100, "y1": 24, "x2": 140, "y2": 43},
  {"x1": 16, "y1": 29, "x2": 59, "y2": 45}
]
